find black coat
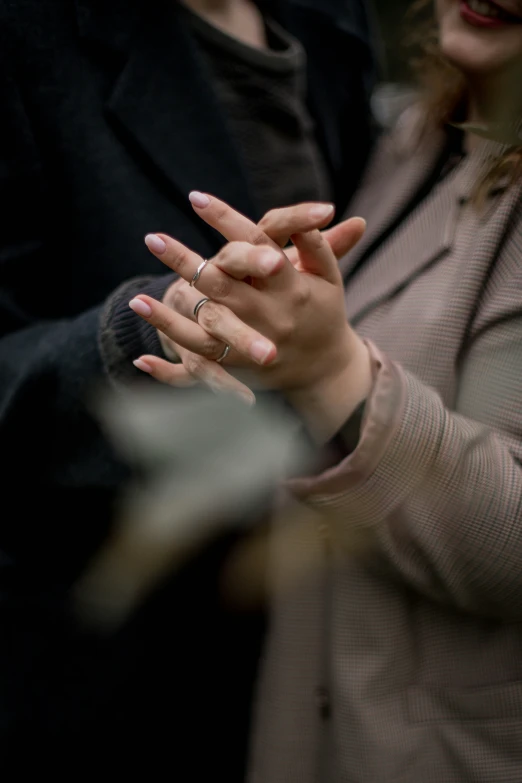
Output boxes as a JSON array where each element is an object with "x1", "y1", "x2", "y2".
[{"x1": 0, "y1": 0, "x2": 376, "y2": 774}]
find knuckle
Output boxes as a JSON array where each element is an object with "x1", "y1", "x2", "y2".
[
  {"x1": 171, "y1": 285, "x2": 186, "y2": 311},
  {"x1": 307, "y1": 230, "x2": 325, "y2": 251},
  {"x1": 215, "y1": 241, "x2": 240, "y2": 266},
  {"x1": 200, "y1": 336, "x2": 222, "y2": 359},
  {"x1": 276, "y1": 317, "x2": 294, "y2": 343},
  {"x1": 207, "y1": 275, "x2": 232, "y2": 300},
  {"x1": 233, "y1": 240, "x2": 253, "y2": 255},
  {"x1": 291, "y1": 282, "x2": 311, "y2": 310},
  {"x1": 258, "y1": 209, "x2": 279, "y2": 229},
  {"x1": 169, "y1": 246, "x2": 192, "y2": 275},
  {"x1": 185, "y1": 353, "x2": 205, "y2": 376},
  {"x1": 250, "y1": 228, "x2": 271, "y2": 247}
]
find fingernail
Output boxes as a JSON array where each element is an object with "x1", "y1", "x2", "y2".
[
  {"x1": 145, "y1": 234, "x2": 167, "y2": 254},
  {"x1": 250, "y1": 340, "x2": 274, "y2": 365},
  {"x1": 189, "y1": 191, "x2": 211, "y2": 209},
  {"x1": 258, "y1": 249, "x2": 281, "y2": 274},
  {"x1": 240, "y1": 392, "x2": 256, "y2": 407},
  {"x1": 308, "y1": 204, "x2": 335, "y2": 220},
  {"x1": 133, "y1": 358, "x2": 153, "y2": 373},
  {"x1": 129, "y1": 298, "x2": 152, "y2": 317}
]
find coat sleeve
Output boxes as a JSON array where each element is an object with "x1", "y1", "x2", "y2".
[{"x1": 287, "y1": 267, "x2": 522, "y2": 620}]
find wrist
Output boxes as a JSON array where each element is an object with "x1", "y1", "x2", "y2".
[{"x1": 288, "y1": 337, "x2": 372, "y2": 444}]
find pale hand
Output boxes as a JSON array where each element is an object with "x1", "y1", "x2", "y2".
[{"x1": 129, "y1": 196, "x2": 372, "y2": 442}]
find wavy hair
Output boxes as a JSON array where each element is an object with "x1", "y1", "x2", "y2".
[{"x1": 405, "y1": 0, "x2": 522, "y2": 202}]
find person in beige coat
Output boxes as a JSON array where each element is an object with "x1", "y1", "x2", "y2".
[{"x1": 126, "y1": 0, "x2": 522, "y2": 779}]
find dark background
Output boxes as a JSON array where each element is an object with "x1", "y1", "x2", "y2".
[{"x1": 373, "y1": 0, "x2": 419, "y2": 83}]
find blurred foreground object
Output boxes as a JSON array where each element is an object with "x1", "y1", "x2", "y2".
[
  {"x1": 371, "y1": 82, "x2": 418, "y2": 129},
  {"x1": 73, "y1": 388, "x2": 312, "y2": 629}
]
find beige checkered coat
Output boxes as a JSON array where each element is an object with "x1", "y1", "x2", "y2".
[{"x1": 248, "y1": 109, "x2": 522, "y2": 783}]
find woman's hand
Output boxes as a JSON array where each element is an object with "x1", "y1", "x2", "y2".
[
  {"x1": 155, "y1": 200, "x2": 366, "y2": 365},
  {"x1": 130, "y1": 195, "x2": 372, "y2": 440}
]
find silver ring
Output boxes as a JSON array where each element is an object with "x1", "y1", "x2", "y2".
[
  {"x1": 190, "y1": 259, "x2": 208, "y2": 287},
  {"x1": 216, "y1": 344, "x2": 230, "y2": 364},
  {"x1": 193, "y1": 297, "x2": 210, "y2": 322}
]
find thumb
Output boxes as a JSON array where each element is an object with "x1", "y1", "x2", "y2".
[{"x1": 322, "y1": 217, "x2": 367, "y2": 260}]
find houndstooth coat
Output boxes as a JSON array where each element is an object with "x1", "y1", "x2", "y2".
[{"x1": 247, "y1": 109, "x2": 522, "y2": 783}]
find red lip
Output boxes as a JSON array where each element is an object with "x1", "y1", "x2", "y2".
[{"x1": 460, "y1": 0, "x2": 522, "y2": 27}]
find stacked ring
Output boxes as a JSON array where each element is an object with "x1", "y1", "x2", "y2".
[
  {"x1": 190, "y1": 259, "x2": 208, "y2": 287},
  {"x1": 193, "y1": 297, "x2": 210, "y2": 322}
]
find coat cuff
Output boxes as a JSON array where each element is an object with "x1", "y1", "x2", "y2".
[
  {"x1": 285, "y1": 341, "x2": 443, "y2": 523},
  {"x1": 99, "y1": 274, "x2": 174, "y2": 385}
]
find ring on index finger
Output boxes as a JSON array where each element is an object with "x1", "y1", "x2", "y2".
[{"x1": 190, "y1": 259, "x2": 208, "y2": 287}]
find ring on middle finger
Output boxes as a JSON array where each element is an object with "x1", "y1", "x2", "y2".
[{"x1": 193, "y1": 297, "x2": 211, "y2": 323}]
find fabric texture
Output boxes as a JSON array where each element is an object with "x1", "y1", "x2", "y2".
[
  {"x1": 248, "y1": 107, "x2": 522, "y2": 783},
  {"x1": 184, "y1": 6, "x2": 333, "y2": 216}
]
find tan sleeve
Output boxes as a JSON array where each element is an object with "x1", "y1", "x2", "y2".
[{"x1": 286, "y1": 317, "x2": 522, "y2": 620}]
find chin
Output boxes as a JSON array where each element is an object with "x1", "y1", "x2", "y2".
[
  {"x1": 440, "y1": 31, "x2": 506, "y2": 75},
  {"x1": 437, "y1": 1, "x2": 522, "y2": 78}
]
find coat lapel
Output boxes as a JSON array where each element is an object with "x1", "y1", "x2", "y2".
[
  {"x1": 342, "y1": 122, "x2": 516, "y2": 326},
  {"x1": 340, "y1": 110, "x2": 448, "y2": 278},
  {"x1": 345, "y1": 172, "x2": 460, "y2": 325},
  {"x1": 338, "y1": 110, "x2": 456, "y2": 323},
  {"x1": 74, "y1": 0, "x2": 256, "y2": 217}
]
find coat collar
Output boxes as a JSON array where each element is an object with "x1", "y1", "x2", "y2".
[
  {"x1": 74, "y1": 0, "x2": 256, "y2": 219},
  {"x1": 340, "y1": 107, "x2": 517, "y2": 325},
  {"x1": 339, "y1": 107, "x2": 448, "y2": 275},
  {"x1": 452, "y1": 136, "x2": 514, "y2": 201}
]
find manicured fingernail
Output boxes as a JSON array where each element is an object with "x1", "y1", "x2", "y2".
[
  {"x1": 133, "y1": 358, "x2": 153, "y2": 373},
  {"x1": 308, "y1": 204, "x2": 335, "y2": 220},
  {"x1": 145, "y1": 234, "x2": 167, "y2": 254},
  {"x1": 250, "y1": 340, "x2": 274, "y2": 365},
  {"x1": 258, "y1": 249, "x2": 281, "y2": 274},
  {"x1": 240, "y1": 392, "x2": 256, "y2": 407},
  {"x1": 189, "y1": 191, "x2": 211, "y2": 209},
  {"x1": 129, "y1": 298, "x2": 152, "y2": 317}
]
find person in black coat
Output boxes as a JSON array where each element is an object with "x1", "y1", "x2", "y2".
[{"x1": 0, "y1": 0, "x2": 377, "y2": 774}]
